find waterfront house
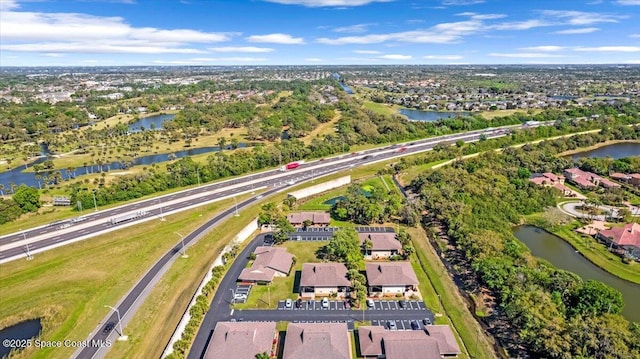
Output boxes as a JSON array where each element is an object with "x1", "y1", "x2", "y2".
[{"x1": 597, "y1": 223, "x2": 640, "y2": 260}]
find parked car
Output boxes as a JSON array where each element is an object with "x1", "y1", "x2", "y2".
[
  {"x1": 234, "y1": 293, "x2": 247, "y2": 301},
  {"x1": 387, "y1": 321, "x2": 397, "y2": 330},
  {"x1": 411, "y1": 320, "x2": 420, "y2": 330},
  {"x1": 366, "y1": 299, "x2": 374, "y2": 308},
  {"x1": 285, "y1": 298, "x2": 292, "y2": 308},
  {"x1": 322, "y1": 297, "x2": 329, "y2": 308},
  {"x1": 423, "y1": 318, "x2": 432, "y2": 325},
  {"x1": 344, "y1": 300, "x2": 350, "y2": 309},
  {"x1": 399, "y1": 300, "x2": 406, "y2": 309}
]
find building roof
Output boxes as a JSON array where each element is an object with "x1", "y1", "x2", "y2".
[
  {"x1": 358, "y1": 232, "x2": 402, "y2": 251},
  {"x1": 300, "y1": 263, "x2": 350, "y2": 288},
  {"x1": 599, "y1": 178, "x2": 621, "y2": 188},
  {"x1": 357, "y1": 327, "x2": 442, "y2": 359},
  {"x1": 357, "y1": 326, "x2": 386, "y2": 356},
  {"x1": 630, "y1": 173, "x2": 640, "y2": 179},
  {"x1": 238, "y1": 265, "x2": 277, "y2": 282},
  {"x1": 287, "y1": 212, "x2": 331, "y2": 225},
  {"x1": 205, "y1": 321, "x2": 276, "y2": 359},
  {"x1": 599, "y1": 223, "x2": 640, "y2": 249},
  {"x1": 365, "y1": 262, "x2": 419, "y2": 287},
  {"x1": 610, "y1": 172, "x2": 630, "y2": 180},
  {"x1": 253, "y1": 246, "x2": 294, "y2": 274},
  {"x1": 542, "y1": 172, "x2": 560, "y2": 182},
  {"x1": 424, "y1": 325, "x2": 462, "y2": 356},
  {"x1": 283, "y1": 323, "x2": 350, "y2": 359}
]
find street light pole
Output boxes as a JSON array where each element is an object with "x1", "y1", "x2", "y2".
[
  {"x1": 196, "y1": 167, "x2": 201, "y2": 187},
  {"x1": 230, "y1": 289, "x2": 235, "y2": 304},
  {"x1": 158, "y1": 199, "x2": 165, "y2": 221},
  {"x1": 174, "y1": 232, "x2": 188, "y2": 258},
  {"x1": 92, "y1": 191, "x2": 98, "y2": 212},
  {"x1": 234, "y1": 196, "x2": 239, "y2": 216},
  {"x1": 104, "y1": 305, "x2": 128, "y2": 341},
  {"x1": 20, "y1": 229, "x2": 33, "y2": 260}
]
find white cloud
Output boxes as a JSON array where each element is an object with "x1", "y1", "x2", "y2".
[
  {"x1": 456, "y1": 12, "x2": 506, "y2": 20},
  {"x1": 631, "y1": 33, "x2": 640, "y2": 38},
  {"x1": 353, "y1": 50, "x2": 381, "y2": 54},
  {"x1": 540, "y1": 10, "x2": 625, "y2": 25},
  {"x1": 246, "y1": 33, "x2": 305, "y2": 44},
  {"x1": 208, "y1": 46, "x2": 274, "y2": 53},
  {"x1": 379, "y1": 54, "x2": 412, "y2": 60},
  {"x1": 305, "y1": 58, "x2": 324, "y2": 62},
  {"x1": 423, "y1": 55, "x2": 464, "y2": 60},
  {"x1": 624, "y1": 59, "x2": 640, "y2": 64},
  {"x1": 488, "y1": 52, "x2": 567, "y2": 58},
  {"x1": 333, "y1": 23, "x2": 375, "y2": 34},
  {"x1": 574, "y1": 46, "x2": 640, "y2": 52},
  {"x1": 1, "y1": 42, "x2": 207, "y2": 54},
  {"x1": 519, "y1": 46, "x2": 566, "y2": 52},
  {"x1": 553, "y1": 27, "x2": 600, "y2": 34},
  {"x1": 42, "y1": 53, "x2": 64, "y2": 57},
  {"x1": 490, "y1": 19, "x2": 550, "y2": 31},
  {"x1": 261, "y1": 0, "x2": 393, "y2": 7},
  {"x1": 442, "y1": 0, "x2": 485, "y2": 5},
  {"x1": 317, "y1": 19, "x2": 483, "y2": 45},
  {"x1": 616, "y1": 0, "x2": 640, "y2": 5},
  {"x1": 0, "y1": 4, "x2": 233, "y2": 55},
  {"x1": 189, "y1": 57, "x2": 268, "y2": 62}
]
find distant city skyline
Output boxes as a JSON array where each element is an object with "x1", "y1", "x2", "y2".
[{"x1": 1, "y1": 0, "x2": 640, "y2": 66}]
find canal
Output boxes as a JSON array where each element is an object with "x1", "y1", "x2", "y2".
[
  {"x1": 398, "y1": 109, "x2": 471, "y2": 122},
  {"x1": 0, "y1": 318, "x2": 42, "y2": 358},
  {"x1": 513, "y1": 225, "x2": 640, "y2": 322}
]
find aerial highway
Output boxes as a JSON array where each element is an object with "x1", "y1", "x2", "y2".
[{"x1": 0, "y1": 124, "x2": 522, "y2": 264}]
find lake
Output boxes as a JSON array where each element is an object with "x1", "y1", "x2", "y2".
[
  {"x1": 0, "y1": 318, "x2": 42, "y2": 358},
  {"x1": 513, "y1": 225, "x2": 640, "y2": 322},
  {"x1": 128, "y1": 113, "x2": 175, "y2": 132},
  {"x1": 0, "y1": 144, "x2": 246, "y2": 190},
  {"x1": 398, "y1": 109, "x2": 471, "y2": 122},
  {"x1": 570, "y1": 142, "x2": 640, "y2": 160}
]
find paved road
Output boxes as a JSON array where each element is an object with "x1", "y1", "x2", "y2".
[
  {"x1": 558, "y1": 201, "x2": 622, "y2": 221},
  {"x1": 0, "y1": 124, "x2": 527, "y2": 263}
]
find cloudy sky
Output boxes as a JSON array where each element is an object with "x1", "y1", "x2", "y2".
[{"x1": 1, "y1": 0, "x2": 639, "y2": 66}]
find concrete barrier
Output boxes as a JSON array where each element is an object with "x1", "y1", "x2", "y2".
[{"x1": 287, "y1": 175, "x2": 351, "y2": 200}]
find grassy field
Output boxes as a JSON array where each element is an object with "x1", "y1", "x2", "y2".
[
  {"x1": 398, "y1": 159, "x2": 450, "y2": 184},
  {"x1": 0, "y1": 194, "x2": 254, "y2": 359},
  {"x1": 527, "y1": 218, "x2": 640, "y2": 284},
  {"x1": 362, "y1": 101, "x2": 407, "y2": 118},
  {"x1": 301, "y1": 112, "x2": 341, "y2": 145},
  {"x1": 479, "y1": 109, "x2": 539, "y2": 120},
  {"x1": 235, "y1": 241, "x2": 326, "y2": 309}
]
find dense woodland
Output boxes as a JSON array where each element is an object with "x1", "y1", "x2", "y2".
[{"x1": 408, "y1": 127, "x2": 640, "y2": 358}]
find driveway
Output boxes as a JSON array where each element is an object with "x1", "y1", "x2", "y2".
[{"x1": 558, "y1": 201, "x2": 621, "y2": 221}]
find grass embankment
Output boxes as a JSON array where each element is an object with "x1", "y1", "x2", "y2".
[
  {"x1": 0, "y1": 194, "x2": 253, "y2": 359},
  {"x1": 526, "y1": 214, "x2": 640, "y2": 285},
  {"x1": 407, "y1": 226, "x2": 496, "y2": 359},
  {"x1": 106, "y1": 195, "x2": 266, "y2": 358},
  {"x1": 362, "y1": 101, "x2": 408, "y2": 117}
]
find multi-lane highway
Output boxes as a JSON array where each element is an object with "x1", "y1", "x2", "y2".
[{"x1": 0, "y1": 124, "x2": 521, "y2": 264}]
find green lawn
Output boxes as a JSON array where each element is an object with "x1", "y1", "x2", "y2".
[
  {"x1": 548, "y1": 223, "x2": 640, "y2": 284},
  {"x1": 235, "y1": 241, "x2": 325, "y2": 309}
]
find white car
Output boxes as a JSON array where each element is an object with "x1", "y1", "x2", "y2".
[
  {"x1": 234, "y1": 293, "x2": 247, "y2": 301},
  {"x1": 285, "y1": 298, "x2": 293, "y2": 308},
  {"x1": 366, "y1": 299, "x2": 374, "y2": 308},
  {"x1": 321, "y1": 297, "x2": 329, "y2": 309}
]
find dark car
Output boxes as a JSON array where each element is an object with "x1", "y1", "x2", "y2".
[
  {"x1": 102, "y1": 322, "x2": 115, "y2": 334},
  {"x1": 399, "y1": 300, "x2": 406, "y2": 309},
  {"x1": 387, "y1": 320, "x2": 397, "y2": 330},
  {"x1": 411, "y1": 320, "x2": 420, "y2": 330},
  {"x1": 423, "y1": 318, "x2": 432, "y2": 326}
]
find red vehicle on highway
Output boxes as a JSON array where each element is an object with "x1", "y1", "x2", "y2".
[{"x1": 280, "y1": 161, "x2": 304, "y2": 171}]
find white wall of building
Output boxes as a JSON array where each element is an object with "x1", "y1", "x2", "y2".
[{"x1": 288, "y1": 175, "x2": 351, "y2": 200}]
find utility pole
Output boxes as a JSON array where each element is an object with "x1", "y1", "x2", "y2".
[
  {"x1": 158, "y1": 199, "x2": 166, "y2": 221},
  {"x1": 174, "y1": 232, "x2": 188, "y2": 258},
  {"x1": 104, "y1": 305, "x2": 128, "y2": 341}
]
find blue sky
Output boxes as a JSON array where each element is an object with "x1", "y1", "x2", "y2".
[{"x1": 1, "y1": 0, "x2": 639, "y2": 66}]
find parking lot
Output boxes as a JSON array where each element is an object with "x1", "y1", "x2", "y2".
[
  {"x1": 371, "y1": 318, "x2": 431, "y2": 331},
  {"x1": 289, "y1": 226, "x2": 395, "y2": 241},
  {"x1": 367, "y1": 300, "x2": 427, "y2": 311},
  {"x1": 276, "y1": 299, "x2": 428, "y2": 311},
  {"x1": 233, "y1": 284, "x2": 252, "y2": 304}
]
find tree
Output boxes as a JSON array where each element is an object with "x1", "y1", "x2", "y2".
[
  {"x1": 302, "y1": 219, "x2": 312, "y2": 230},
  {"x1": 12, "y1": 185, "x2": 41, "y2": 213},
  {"x1": 322, "y1": 228, "x2": 363, "y2": 270},
  {"x1": 568, "y1": 280, "x2": 624, "y2": 317},
  {"x1": 255, "y1": 352, "x2": 270, "y2": 359},
  {"x1": 273, "y1": 217, "x2": 295, "y2": 244}
]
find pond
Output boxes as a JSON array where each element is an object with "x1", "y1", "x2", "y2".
[
  {"x1": 513, "y1": 225, "x2": 640, "y2": 322},
  {"x1": 127, "y1": 113, "x2": 175, "y2": 132},
  {"x1": 398, "y1": 109, "x2": 471, "y2": 122},
  {"x1": 323, "y1": 196, "x2": 346, "y2": 206},
  {"x1": 0, "y1": 318, "x2": 42, "y2": 358},
  {"x1": 570, "y1": 142, "x2": 640, "y2": 160},
  {"x1": 0, "y1": 143, "x2": 246, "y2": 190}
]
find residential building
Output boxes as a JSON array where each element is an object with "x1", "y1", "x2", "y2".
[
  {"x1": 630, "y1": 174, "x2": 640, "y2": 187},
  {"x1": 359, "y1": 232, "x2": 402, "y2": 260},
  {"x1": 283, "y1": 322, "x2": 351, "y2": 359},
  {"x1": 204, "y1": 321, "x2": 277, "y2": 359},
  {"x1": 357, "y1": 325, "x2": 461, "y2": 359},
  {"x1": 530, "y1": 172, "x2": 573, "y2": 196},
  {"x1": 287, "y1": 212, "x2": 331, "y2": 227},
  {"x1": 238, "y1": 246, "x2": 293, "y2": 283},
  {"x1": 563, "y1": 168, "x2": 620, "y2": 189},
  {"x1": 365, "y1": 262, "x2": 418, "y2": 295},
  {"x1": 300, "y1": 263, "x2": 350, "y2": 298},
  {"x1": 597, "y1": 223, "x2": 640, "y2": 260}
]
